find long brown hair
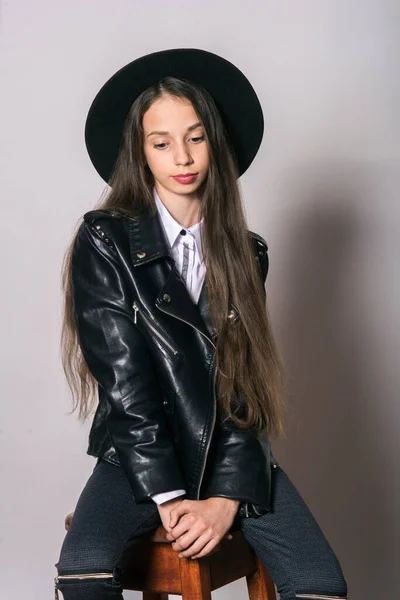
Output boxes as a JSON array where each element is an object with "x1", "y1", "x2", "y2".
[{"x1": 61, "y1": 76, "x2": 288, "y2": 438}]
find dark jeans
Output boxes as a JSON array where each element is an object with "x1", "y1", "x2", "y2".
[{"x1": 55, "y1": 458, "x2": 348, "y2": 600}]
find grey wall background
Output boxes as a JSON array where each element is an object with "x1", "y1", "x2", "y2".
[{"x1": 1, "y1": 1, "x2": 399, "y2": 598}]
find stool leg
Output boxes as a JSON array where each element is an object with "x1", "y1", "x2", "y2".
[
  {"x1": 246, "y1": 553, "x2": 277, "y2": 600},
  {"x1": 143, "y1": 594, "x2": 168, "y2": 600},
  {"x1": 179, "y1": 557, "x2": 211, "y2": 600}
]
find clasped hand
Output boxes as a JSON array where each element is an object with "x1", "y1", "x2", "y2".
[{"x1": 157, "y1": 496, "x2": 240, "y2": 559}]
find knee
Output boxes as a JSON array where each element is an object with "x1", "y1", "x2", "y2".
[
  {"x1": 292, "y1": 559, "x2": 348, "y2": 599},
  {"x1": 55, "y1": 527, "x2": 119, "y2": 575},
  {"x1": 54, "y1": 573, "x2": 121, "y2": 600},
  {"x1": 55, "y1": 539, "x2": 119, "y2": 599},
  {"x1": 268, "y1": 542, "x2": 348, "y2": 600}
]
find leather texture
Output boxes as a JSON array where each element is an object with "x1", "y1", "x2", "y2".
[{"x1": 70, "y1": 206, "x2": 279, "y2": 516}]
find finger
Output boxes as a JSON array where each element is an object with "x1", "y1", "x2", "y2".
[
  {"x1": 172, "y1": 526, "x2": 203, "y2": 554},
  {"x1": 169, "y1": 502, "x2": 188, "y2": 528},
  {"x1": 206, "y1": 542, "x2": 221, "y2": 556},
  {"x1": 188, "y1": 538, "x2": 220, "y2": 560},
  {"x1": 177, "y1": 532, "x2": 214, "y2": 559},
  {"x1": 168, "y1": 515, "x2": 192, "y2": 541}
]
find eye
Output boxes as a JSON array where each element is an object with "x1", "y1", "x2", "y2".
[
  {"x1": 153, "y1": 135, "x2": 205, "y2": 150},
  {"x1": 190, "y1": 135, "x2": 205, "y2": 143}
]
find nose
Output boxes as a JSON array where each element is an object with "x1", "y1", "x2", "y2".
[{"x1": 173, "y1": 141, "x2": 194, "y2": 166}]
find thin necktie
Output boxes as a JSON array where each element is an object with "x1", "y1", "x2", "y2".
[{"x1": 181, "y1": 241, "x2": 190, "y2": 284}]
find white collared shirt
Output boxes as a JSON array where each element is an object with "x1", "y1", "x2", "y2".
[
  {"x1": 150, "y1": 186, "x2": 205, "y2": 505},
  {"x1": 153, "y1": 186, "x2": 206, "y2": 304}
]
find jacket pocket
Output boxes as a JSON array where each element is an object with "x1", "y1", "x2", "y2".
[{"x1": 132, "y1": 299, "x2": 183, "y2": 363}]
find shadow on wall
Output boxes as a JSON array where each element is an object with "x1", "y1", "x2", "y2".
[{"x1": 270, "y1": 160, "x2": 395, "y2": 599}]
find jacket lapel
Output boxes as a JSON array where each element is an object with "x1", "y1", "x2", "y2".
[
  {"x1": 128, "y1": 208, "x2": 215, "y2": 347},
  {"x1": 196, "y1": 279, "x2": 218, "y2": 340}
]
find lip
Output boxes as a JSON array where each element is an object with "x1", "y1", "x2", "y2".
[{"x1": 172, "y1": 173, "x2": 198, "y2": 184}]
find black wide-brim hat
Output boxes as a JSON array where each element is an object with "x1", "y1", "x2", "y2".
[{"x1": 84, "y1": 47, "x2": 264, "y2": 183}]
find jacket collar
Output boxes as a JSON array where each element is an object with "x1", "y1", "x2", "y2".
[
  {"x1": 128, "y1": 206, "x2": 172, "y2": 266},
  {"x1": 128, "y1": 207, "x2": 217, "y2": 347}
]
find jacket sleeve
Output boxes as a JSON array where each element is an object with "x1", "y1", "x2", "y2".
[
  {"x1": 71, "y1": 219, "x2": 187, "y2": 503},
  {"x1": 201, "y1": 417, "x2": 272, "y2": 510},
  {"x1": 201, "y1": 237, "x2": 272, "y2": 511}
]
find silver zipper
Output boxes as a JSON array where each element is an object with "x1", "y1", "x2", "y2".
[
  {"x1": 296, "y1": 596, "x2": 348, "y2": 599},
  {"x1": 132, "y1": 300, "x2": 180, "y2": 356},
  {"x1": 54, "y1": 574, "x2": 113, "y2": 599},
  {"x1": 156, "y1": 308, "x2": 216, "y2": 351}
]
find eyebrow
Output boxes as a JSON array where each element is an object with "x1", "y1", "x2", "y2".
[{"x1": 146, "y1": 121, "x2": 203, "y2": 138}]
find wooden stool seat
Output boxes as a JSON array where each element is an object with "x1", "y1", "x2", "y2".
[
  {"x1": 119, "y1": 524, "x2": 277, "y2": 599},
  {"x1": 64, "y1": 513, "x2": 277, "y2": 599}
]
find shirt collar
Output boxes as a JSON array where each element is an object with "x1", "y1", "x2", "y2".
[{"x1": 153, "y1": 186, "x2": 204, "y2": 262}]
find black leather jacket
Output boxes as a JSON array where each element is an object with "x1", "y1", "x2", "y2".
[{"x1": 71, "y1": 207, "x2": 279, "y2": 519}]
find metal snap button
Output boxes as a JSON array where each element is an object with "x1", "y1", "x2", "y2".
[
  {"x1": 227, "y1": 309, "x2": 236, "y2": 320},
  {"x1": 162, "y1": 293, "x2": 171, "y2": 303},
  {"x1": 137, "y1": 251, "x2": 146, "y2": 258}
]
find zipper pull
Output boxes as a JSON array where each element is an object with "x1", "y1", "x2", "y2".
[
  {"x1": 54, "y1": 577, "x2": 59, "y2": 600},
  {"x1": 132, "y1": 301, "x2": 138, "y2": 324}
]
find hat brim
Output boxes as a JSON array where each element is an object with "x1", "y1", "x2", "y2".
[{"x1": 84, "y1": 47, "x2": 264, "y2": 182}]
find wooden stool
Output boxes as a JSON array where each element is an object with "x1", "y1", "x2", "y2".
[{"x1": 64, "y1": 513, "x2": 277, "y2": 600}]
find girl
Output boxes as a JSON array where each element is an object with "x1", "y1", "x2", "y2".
[{"x1": 55, "y1": 48, "x2": 348, "y2": 600}]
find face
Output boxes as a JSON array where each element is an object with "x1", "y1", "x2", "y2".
[{"x1": 142, "y1": 95, "x2": 209, "y2": 202}]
